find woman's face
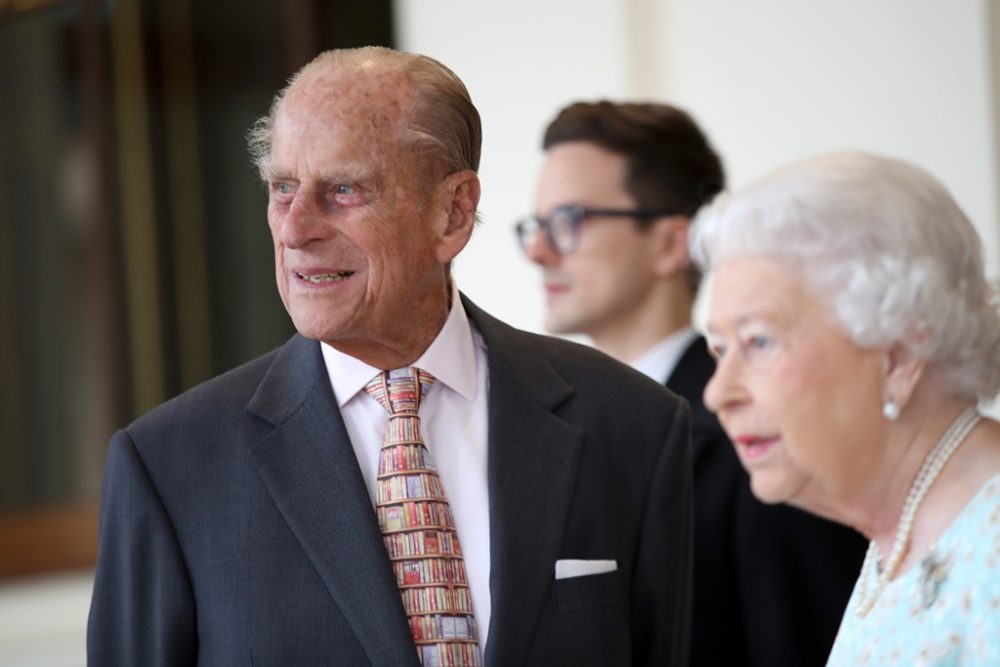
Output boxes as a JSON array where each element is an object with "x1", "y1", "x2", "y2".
[{"x1": 703, "y1": 256, "x2": 888, "y2": 517}]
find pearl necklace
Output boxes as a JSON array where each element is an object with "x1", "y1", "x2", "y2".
[{"x1": 854, "y1": 405, "x2": 981, "y2": 617}]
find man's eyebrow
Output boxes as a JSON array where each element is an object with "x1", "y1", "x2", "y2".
[
  {"x1": 320, "y1": 168, "x2": 372, "y2": 185},
  {"x1": 261, "y1": 164, "x2": 286, "y2": 182},
  {"x1": 263, "y1": 164, "x2": 377, "y2": 186}
]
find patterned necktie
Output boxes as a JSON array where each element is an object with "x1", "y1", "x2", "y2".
[{"x1": 365, "y1": 368, "x2": 480, "y2": 666}]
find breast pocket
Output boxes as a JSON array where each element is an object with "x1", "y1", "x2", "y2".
[{"x1": 554, "y1": 570, "x2": 623, "y2": 613}]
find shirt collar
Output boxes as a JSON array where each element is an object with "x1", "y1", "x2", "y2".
[
  {"x1": 629, "y1": 326, "x2": 699, "y2": 383},
  {"x1": 321, "y1": 281, "x2": 479, "y2": 407}
]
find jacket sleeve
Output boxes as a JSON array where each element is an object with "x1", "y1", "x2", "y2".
[
  {"x1": 630, "y1": 399, "x2": 693, "y2": 666},
  {"x1": 88, "y1": 429, "x2": 198, "y2": 666}
]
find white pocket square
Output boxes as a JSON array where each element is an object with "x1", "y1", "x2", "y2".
[{"x1": 554, "y1": 559, "x2": 618, "y2": 580}]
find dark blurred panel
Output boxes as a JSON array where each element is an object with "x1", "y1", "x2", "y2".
[
  {"x1": 0, "y1": 0, "x2": 115, "y2": 512},
  {"x1": 0, "y1": 0, "x2": 393, "y2": 577}
]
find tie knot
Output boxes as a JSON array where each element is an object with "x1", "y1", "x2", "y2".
[{"x1": 364, "y1": 368, "x2": 434, "y2": 416}]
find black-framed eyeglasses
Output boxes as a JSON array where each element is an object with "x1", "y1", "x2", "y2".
[{"x1": 514, "y1": 205, "x2": 679, "y2": 256}]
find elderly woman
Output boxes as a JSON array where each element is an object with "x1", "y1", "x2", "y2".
[{"x1": 690, "y1": 152, "x2": 1000, "y2": 665}]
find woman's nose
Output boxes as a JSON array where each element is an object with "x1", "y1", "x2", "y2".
[{"x1": 703, "y1": 347, "x2": 743, "y2": 416}]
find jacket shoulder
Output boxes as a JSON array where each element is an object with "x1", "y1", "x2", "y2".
[{"x1": 125, "y1": 343, "x2": 285, "y2": 438}]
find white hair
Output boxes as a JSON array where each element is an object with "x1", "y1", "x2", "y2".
[{"x1": 690, "y1": 151, "x2": 1000, "y2": 402}]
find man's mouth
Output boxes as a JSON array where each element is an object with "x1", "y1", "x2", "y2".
[
  {"x1": 544, "y1": 281, "x2": 570, "y2": 294},
  {"x1": 543, "y1": 271, "x2": 570, "y2": 295},
  {"x1": 295, "y1": 271, "x2": 355, "y2": 284}
]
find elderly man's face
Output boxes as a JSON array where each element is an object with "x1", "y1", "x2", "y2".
[
  {"x1": 702, "y1": 257, "x2": 888, "y2": 517},
  {"x1": 265, "y1": 69, "x2": 451, "y2": 364}
]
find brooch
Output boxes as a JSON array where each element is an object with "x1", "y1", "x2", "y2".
[{"x1": 917, "y1": 548, "x2": 951, "y2": 609}]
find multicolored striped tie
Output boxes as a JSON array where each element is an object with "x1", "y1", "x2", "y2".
[{"x1": 365, "y1": 368, "x2": 480, "y2": 666}]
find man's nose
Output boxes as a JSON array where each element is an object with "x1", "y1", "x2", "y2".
[
  {"x1": 275, "y1": 193, "x2": 327, "y2": 249},
  {"x1": 523, "y1": 228, "x2": 560, "y2": 266}
]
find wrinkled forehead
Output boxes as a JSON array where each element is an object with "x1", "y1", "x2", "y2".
[{"x1": 277, "y1": 66, "x2": 414, "y2": 153}]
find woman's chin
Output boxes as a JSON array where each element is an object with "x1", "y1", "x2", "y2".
[
  {"x1": 749, "y1": 471, "x2": 823, "y2": 518},
  {"x1": 748, "y1": 473, "x2": 797, "y2": 506}
]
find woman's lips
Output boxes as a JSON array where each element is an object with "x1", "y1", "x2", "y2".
[{"x1": 733, "y1": 434, "x2": 780, "y2": 461}]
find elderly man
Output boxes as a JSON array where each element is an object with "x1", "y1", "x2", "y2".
[
  {"x1": 88, "y1": 49, "x2": 692, "y2": 666},
  {"x1": 518, "y1": 101, "x2": 867, "y2": 666}
]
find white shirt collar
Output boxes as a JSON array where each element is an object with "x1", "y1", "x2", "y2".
[
  {"x1": 629, "y1": 326, "x2": 699, "y2": 383},
  {"x1": 321, "y1": 281, "x2": 479, "y2": 407}
]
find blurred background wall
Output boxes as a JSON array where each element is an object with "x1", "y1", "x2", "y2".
[
  {"x1": 1, "y1": 0, "x2": 998, "y2": 664},
  {"x1": 407, "y1": 0, "x2": 1000, "y2": 334}
]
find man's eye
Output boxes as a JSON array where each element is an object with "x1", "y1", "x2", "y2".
[
  {"x1": 746, "y1": 335, "x2": 770, "y2": 350},
  {"x1": 334, "y1": 184, "x2": 356, "y2": 195},
  {"x1": 273, "y1": 182, "x2": 294, "y2": 195}
]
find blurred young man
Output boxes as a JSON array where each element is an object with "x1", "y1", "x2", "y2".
[{"x1": 519, "y1": 101, "x2": 867, "y2": 666}]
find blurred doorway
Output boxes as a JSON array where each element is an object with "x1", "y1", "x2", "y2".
[{"x1": 0, "y1": 0, "x2": 393, "y2": 578}]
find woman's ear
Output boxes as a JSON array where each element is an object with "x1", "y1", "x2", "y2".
[
  {"x1": 435, "y1": 170, "x2": 480, "y2": 264},
  {"x1": 882, "y1": 342, "x2": 926, "y2": 414},
  {"x1": 650, "y1": 216, "x2": 691, "y2": 279}
]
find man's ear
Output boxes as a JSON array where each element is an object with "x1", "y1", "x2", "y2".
[
  {"x1": 650, "y1": 216, "x2": 691, "y2": 279},
  {"x1": 882, "y1": 341, "x2": 926, "y2": 413},
  {"x1": 435, "y1": 170, "x2": 480, "y2": 264}
]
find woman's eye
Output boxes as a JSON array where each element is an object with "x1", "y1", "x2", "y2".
[{"x1": 740, "y1": 333, "x2": 782, "y2": 369}]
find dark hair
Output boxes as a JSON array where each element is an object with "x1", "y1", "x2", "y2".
[
  {"x1": 543, "y1": 101, "x2": 724, "y2": 217},
  {"x1": 543, "y1": 101, "x2": 724, "y2": 291}
]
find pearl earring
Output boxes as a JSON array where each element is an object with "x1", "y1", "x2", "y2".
[{"x1": 883, "y1": 400, "x2": 900, "y2": 421}]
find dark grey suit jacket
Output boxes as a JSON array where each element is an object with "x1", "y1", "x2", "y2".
[
  {"x1": 88, "y1": 297, "x2": 693, "y2": 666},
  {"x1": 667, "y1": 336, "x2": 867, "y2": 667}
]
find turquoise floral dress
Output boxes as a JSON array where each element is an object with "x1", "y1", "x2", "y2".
[{"x1": 827, "y1": 473, "x2": 1000, "y2": 666}]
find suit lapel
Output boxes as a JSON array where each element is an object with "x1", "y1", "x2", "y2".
[
  {"x1": 246, "y1": 335, "x2": 419, "y2": 667},
  {"x1": 463, "y1": 298, "x2": 585, "y2": 667}
]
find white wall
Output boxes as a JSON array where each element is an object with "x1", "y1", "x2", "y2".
[
  {"x1": 655, "y1": 0, "x2": 999, "y2": 266},
  {"x1": 395, "y1": 0, "x2": 1000, "y2": 335}
]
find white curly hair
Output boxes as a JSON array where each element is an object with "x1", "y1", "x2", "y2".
[{"x1": 690, "y1": 151, "x2": 1000, "y2": 402}]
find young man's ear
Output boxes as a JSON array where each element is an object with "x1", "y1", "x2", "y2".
[
  {"x1": 650, "y1": 216, "x2": 691, "y2": 279},
  {"x1": 436, "y1": 170, "x2": 480, "y2": 264}
]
